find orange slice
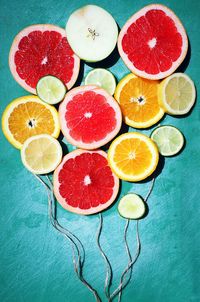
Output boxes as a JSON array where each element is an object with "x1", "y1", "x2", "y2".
[
  {"x1": 2, "y1": 95, "x2": 60, "y2": 149},
  {"x1": 114, "y1": 74, "x2": 164, "y2": 128},
  {"x1": 108, "y1": 132, "x2": 159, "y2": 181}
]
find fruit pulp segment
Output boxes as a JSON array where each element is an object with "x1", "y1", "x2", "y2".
[
  {"x1": 65, "y1": 91, "x2": 117, "y2": 143},
  {"x1": 15, "y1": 31, "x2": 74, "y2": 88},
  {"x1": 8, "y1": 102, "x2": 55, "y2": 143},
  {"x1": 119, "y1": 78, "x2": 160, "y2": 122},
  {"x1": 122, "y1": 9, "x2": 183, "y2": 74},
  {"x1": 58, "y1": 153, "x2": 115, "y2": 209},
  {"x1": 113, "y1": 138, "x2": 153, "y2": 175}
]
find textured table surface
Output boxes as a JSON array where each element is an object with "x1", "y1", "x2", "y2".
[{"x1": 0, "y1": 0, "x2": 200, "y2": 301}]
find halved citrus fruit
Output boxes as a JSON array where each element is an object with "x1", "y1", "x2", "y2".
[
  {"x1": 59, "y1": 85, "x2": 122, "y2": 149},
  {"x1": 2, "y1": 96, "x2": 60, "y2": 149},
  {"x1": 9, "y1": 24, "x2": 80, "y2": 93},
  {"x1": 108, "y1": 132, "x2": 159, "y2": 181},
  {"x1": 53, "y1": 149, "x2": 119, "y2": 215},
  {"x1": 118, "y1": 194, "x2": 145, "y2": 219},
  {"x1": 118, "y1": 4, "x2": 188, "y2": 80},
  {"x1": 114, "y1": 74, "x2": 164, "y2": 128}
]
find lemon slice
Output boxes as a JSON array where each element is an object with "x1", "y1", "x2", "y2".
[
  {"x1": 36, "y1": 75, "x2": 67, "y2": 104},
  {"x1": 21, "y1": 134, "x2": 63, "y2": 174},
  {"x1": 151, "y1": 125, "x2": 184, "y2": 156},
  {"x1": 118, "y1": 194, "x2": 145, "y2": 219},
  {"x1": 85, "y1": 68, "x2": 116, "y2": 95},
  {"x1": 158, "y1": 73, "x2": 196, "y2": 115}
]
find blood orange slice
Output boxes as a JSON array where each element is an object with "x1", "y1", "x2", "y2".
[
  {"x1": 59, "y1": 85, "x2": 122, "y2": 149},
  {"x1": 9, "y1": 24, "x2": 80, "y2": 94},
  {"x1": 118, "y1": 4, "x2": 188, "y2": 80},
  {"x1": 53, "y1": 149, "x2": 119, "y2": 215}
]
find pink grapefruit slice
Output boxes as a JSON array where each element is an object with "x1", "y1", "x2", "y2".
[
  {"x1": 53, "y1": 149, "x2": 119, "y2": 215},
  {"x1": 118, "y1": 4, "x2": 188, "y2": 80},
  {"x1": 9, "y1": 24, "x2": 80, "y2": 94},
  {"x1": 59, "y1": 85, "x2": 122, "y2": 149}
]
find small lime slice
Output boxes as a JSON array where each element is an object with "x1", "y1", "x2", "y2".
[
  {"x1": 85, "y1": 68, "x2": 116, "y2": 95},
  {"x1": 36, "y1": 75, "x2": 67, "y2": 104},
  {"x1": 118, "y1": 194, "x2": 145, "y2": 219},
  {"x1": 151, "y1": 125, "x2": 184, "y2": 156}
]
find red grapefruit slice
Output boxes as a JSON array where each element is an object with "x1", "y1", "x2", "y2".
[
  {"x1": 53, "y1": 149, "x2": 119, "y2": 215},
  {"x1": 9, "y1": 24, "x2": 80, "y2": 94},
  {"x1": 118, "y1": 4, "x2": 188, "y2": 80},
  {"x1": 59, "y1": 85, "x2": 122, "y2": 149}
]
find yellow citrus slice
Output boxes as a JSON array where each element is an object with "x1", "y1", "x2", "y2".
[
  {"x1": 114, "y1": 73, "x2": 164, "y2": 128},
  {"x1": 108, "y1": 132, "x2": 159, "y2": 181},
  {"x1": 21, "y1": 134, "x2": 62, "y2": 174},
  {"x1": 2, "y1": 95, "x2": 60, "y2": 149}
]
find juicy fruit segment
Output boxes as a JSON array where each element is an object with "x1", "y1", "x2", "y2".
[
  {"x1": 36, "y1": 75, "x2": 67, "y2": 104},
  {"x1": 151, "y1": 125, "x2": 184, "y2": 156},
  {"x1": 158, "y1": 73, "x2": 196, "y2": 115},
  {"x1": 108, "y1": 132, "x2": 159, "y2": 181},
  {"x1": 2, "y1": 96, "x2": 60, "y2": 149},
  {"x1": 85, "y1": 68, "x2": 116, "y2": 95},
  {"x1": 21, "y1": 134, "x2": 62, "y2": 174},
  {"x1": 59, "y1": 86, "x2": 122, "y2": 149},
  {"x1": 9, "y1": 24, "x2": 80, "y2": 93},
  {"x1": 66, "y1": 5, "x2": 118, "y2": 62},
  {"x1": 114, "y1": 73, "x2": 164, "y2": 128},
  {"x1": 53, "y1": 149, "x2": 119, "y2": 215},
  {"x1": 118, "y1": 194, "x2": 145, "y2": 219},
  {"x1": 118, "y1": 4, "x2": 188, "y2": 79}
]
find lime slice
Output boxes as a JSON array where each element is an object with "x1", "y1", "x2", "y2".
[
  {"x1": 85, "y1": 68, "x2": 116, "y2": 95},
  {"x1": 151, "y1": 125, "x2": 184, "y2": 156},
  {"x1": 159, "y1": 73, "x2": 196, "y2": 115},
  {"x1": 21, "y1": 134, "x2": 63, "y2": 174},
  {"x1": 118, "y1": 194, "x2": 145, "y2": 219},
  {"x1": 36, "y1": 75, "x2": 67, "y2": 104}
]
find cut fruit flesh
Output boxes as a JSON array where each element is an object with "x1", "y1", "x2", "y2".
[
  {"x1": 151, "y1": 125, "x2": 184, "y2": 156},
  {"x1": 118, "y1": 194, "x2": 145, "y2": 219},
  {"x1": 85, "y1": 68, "x2": 116, "y2": 95},
  {"x1": 59, "y1": 85, "x2": 122, "y2": 150},
  {"x1": 21, "y1": 134, "x2": 63, "y2": 174},
  {"x1": 36, "y1": 75, "x2": 67, "y2": 104},
  {"x1": 66, "y1": 5, "x2": 118, "y2": 62},
  {"x1": 9, "y1": 24, "x2": 80, "y2": 94},
  {"x1": 118, "y1": 4, "x2": 188, "y2": 80},
  {"x1": 53, "y1": 149, "x2": 119, "y2": 215},
  {"x1": 158, "y1": 73, "x2": 196, "y2": 115},
  {"x1": 114, "y1": 73, "x2": 164, "y2": 128}
]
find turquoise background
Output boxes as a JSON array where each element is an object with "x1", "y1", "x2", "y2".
[{"x1": 0, "y1": 0, "x2": 199, "y2": 301}]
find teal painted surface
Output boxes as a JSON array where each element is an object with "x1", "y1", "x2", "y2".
[{"x1": 0, "y1": 0, "x2": 199, "y2": 301}]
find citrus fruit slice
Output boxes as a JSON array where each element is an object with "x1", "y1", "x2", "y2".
[
  {"x1": 85, "y1": 68, "x2": 116, "y2": 95},
  {"x1": 118, "y1": 4, "x2": 188, "y2": 80},
  {"x1": 36, "y1": 75, "x2": 67, "y2": 104},
  {"x1": 21, "y1": 134, "x2": 62, "y2": 174},
  {"x1": 59, "y1": 85, "x2": 122, "y2": 150},
  {"x1": 151, "y1": 125, "x2": 184, "y2": 156},
  {"x1": 53, "y1": 149, "x2": 119, "y2": 215},
  {"x1": 9, "y1": 24, "x2": 80, "y2": 94},
  {"x1": 66, "y1": 5, "x2": 118, "y2": 62},
  {"x1": 118, "y1": 194, "x2": 145, "y2": 219},
  {"x1": 108, "y1": 132, "x2": 159, "y2": 181},
  {"x1": 158, "y1": 73, "x2": 196, "y2": 115},
  {"x1": 114, "y1": 73, "x2": 164, "y2": 128},
  {"x1": 2, "y1": 96, "x2": 60, "y2": 149}
]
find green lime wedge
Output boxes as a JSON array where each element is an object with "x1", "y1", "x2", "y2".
[
  {"x1": 85, "y1": 68, "x2": 116, "y2": 95},
  {"x1": 118, "y1": 194, "x2": 145, "y2": 219},
  {"x1": 151, "y1": 125, "x2": 184, "y2": 156},
  {"x1": 36, "y1": 75, "x2": 67, "y2": 104}
]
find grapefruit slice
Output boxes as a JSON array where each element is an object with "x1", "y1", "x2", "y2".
[
  {"x1": 59, "y1": 85, "x2": 122, "y2": 149},
  {"x1": 9, "y1": 24, "x2": 80, "y2": 94},
  {"x1": 53, "y1": 149, "x2": 119, "y2": 215},
  {"x1": 118, "y1": 4, "x2": 188, "y2": 80}
]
